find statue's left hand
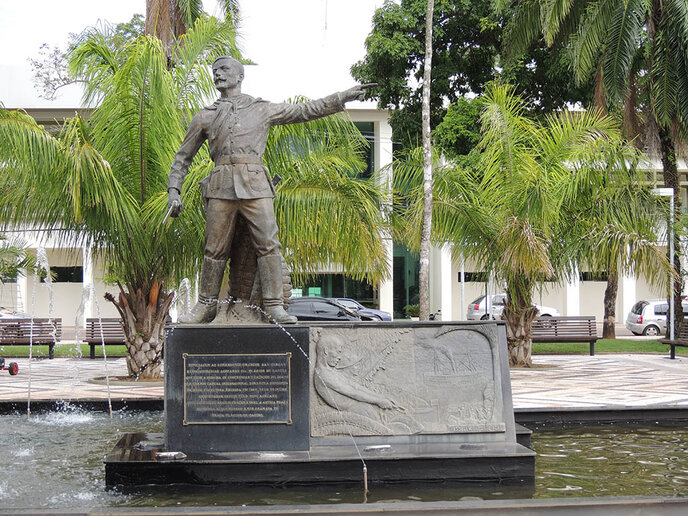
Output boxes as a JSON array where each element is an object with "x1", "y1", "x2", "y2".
[
  {"x1": 342, "y1": 83, "x2": 377, "y2": 102},
  {"x1": 167, "y1": 188, "x2": 184, "y2": 218}
]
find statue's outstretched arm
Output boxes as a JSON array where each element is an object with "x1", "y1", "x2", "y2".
[{"x1": 267, "y1": 83, "x2": 377, "y2": 126}]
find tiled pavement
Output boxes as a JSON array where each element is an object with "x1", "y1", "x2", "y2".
[
  {"x1": 509, "y1": 354, "x2": 688, "y2": 410},
  {"x1": 0, "y1": 357, "x2": 162, "y2": 401},
  {"x1": 0, "y1": 354, "x2": 686, "y2": 409}
]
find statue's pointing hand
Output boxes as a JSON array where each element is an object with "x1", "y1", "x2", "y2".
[
  {"x1": 342, "y1": 83, "x2": 377, "y2": 102},
  {"x1": 167, "y1": 188, "x2": 184, "y2": 218}
]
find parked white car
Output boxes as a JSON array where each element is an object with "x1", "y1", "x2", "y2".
[
  {"x1": 0, "y1": 307, "x2": 28, "y2": 319},
  {"x1": 625, "y1": 299, "x2": 688, "y2": 336},
  {"x1": 466, "y1": 294, "x2": 561, "y2": 320}
]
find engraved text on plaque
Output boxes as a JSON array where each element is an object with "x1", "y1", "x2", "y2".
[{"x1": 183, "y1": 353, "x2": 292, "y2": 425}]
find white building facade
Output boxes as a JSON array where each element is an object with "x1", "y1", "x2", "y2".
[{"x1": 0, "y1": 104, "x2": 680, "y2": 327}]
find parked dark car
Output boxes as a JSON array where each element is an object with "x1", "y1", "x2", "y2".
[
  {"x1": 287, "y1": 297, "x2": 373, "y2": 322},
  {"x1": 329, "y1": 298, "x2": 391, "y2": 321}
]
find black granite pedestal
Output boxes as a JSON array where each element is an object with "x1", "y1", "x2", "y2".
[
  {"x1": 105, "y1": 322, "x2": 535, "y2": 487},
  {"x1": 164, "y1": 325, "x2": 310, "y2": 454},
  {"x1": 105, "y1": 432, "x2": 534, "y2": 486}
]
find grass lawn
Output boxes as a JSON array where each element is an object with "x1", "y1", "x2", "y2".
[
  {"x1": 532, "y1": 338, "x2": 686, "y2": 355},
  {"x1": 0, "y1": 343, "x2": 128, "y2": 358},
  {"x1": 1, "y1": 339, "x2": 683, "y2": 358}
]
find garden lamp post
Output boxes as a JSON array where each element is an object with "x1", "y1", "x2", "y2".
[{"x1": 651, "y1": 187, "x2": 675, "y2": 340}]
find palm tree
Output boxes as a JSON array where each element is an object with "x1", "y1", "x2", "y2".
[
  {"x1": 267, "y1": 114, "x2": 389, "y2": 284},
  {"x1": 496, "y1": 0, "x2": 688, "y2": 338},
  {"x1": 0, "y1": 20, "x2": 386, "y2": 378},
  {"x1": 567, "y1": 169, "x2": 674, "y2": 338},
  {"x1": 145, "y1": 0, "x2": 239, "y2": 58},
  {"x1": 394, "y1": 84, "x2": 669, "y2": 366}
]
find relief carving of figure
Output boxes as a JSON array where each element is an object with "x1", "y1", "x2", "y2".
[{"x1": 312, "y1": 334, "x2": 423, "y2": 436}]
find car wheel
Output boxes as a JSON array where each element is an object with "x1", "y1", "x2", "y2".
[
  {"x1": 480, "y1": 314, "x2": 490, "y2": 321},
  {"x1": 643, "y1": 325, "x2": 660, "y2": 337},
  {"x1": 9, "y1": 362, "x2": 18, "y2": 375}
]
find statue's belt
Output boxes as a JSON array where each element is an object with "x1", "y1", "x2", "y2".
[{"x1": 215, "y1": 155, "x2": 262, "y2": 166}]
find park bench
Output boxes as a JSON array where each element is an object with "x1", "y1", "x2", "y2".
[
  {"x1": 83, "y1": 318, "x2": 125, "y2": 359},
  {"x1": 0, "y1": 318, "x2": 62, "y2": 359},
  {"x1": 660, "y1": 324, "x2": 688, "y2": 359},
  {"x1": 531, "y1": 315, "x2": 598, "y2": 356}
]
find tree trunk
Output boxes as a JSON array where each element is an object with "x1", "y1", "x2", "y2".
[
  {"x1": 145, "y1": 0, "x2": 186, "y2": 60},
  {"x1": 659, "y1": 126, "x2": 684, "y2": 338},
  {"x1": 105, "y1": 281, "x2": 174, "y2": 379},
  {"x1": 418, "y1": 0, "x2": 434, "y2": 321},
  {"x1": 602, "y1": 267, "x2": 618, "y2": 339},
  {"x1": 504, "y1": 304, "x2": 538, "y2": 367}
]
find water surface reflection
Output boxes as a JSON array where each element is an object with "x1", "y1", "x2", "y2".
[
  {"x1": 533, "y1": 423, "x2": 688, "y2": 498},
  {"x1": 1, "y1": 408, "x2": 687, "y2": 509}
]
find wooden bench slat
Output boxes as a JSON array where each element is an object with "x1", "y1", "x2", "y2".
[
  {"x1": 83, "y1": 318, "x2": 126, "y2": 359},
  {"x1": 531, "y1": 316, "x2": 598, "y2": 355},
  {"x1": 0, "y1": 318, "x2": 63, "y2": 359},
  {"x1": 660, "y1": 323, "x2": 688, "y2": 358}
]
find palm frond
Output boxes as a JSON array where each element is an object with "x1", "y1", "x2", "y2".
[
  {"x1": 68, "y1": 24, "x2": 124, "y2": 105},
  {"x1": 88, "y1": 36, "x2": 180, "y2": 206},
  {"x1": 172, "y1": 16, "x2": 240, "y2": 113},
  {"x1": 650, "y1": 1, "x2": 688, "y2": 130},
  {"x1": 502, "y1": 0, "x2": 542, "y2": 59},
  {"x1": 601, "y1": 0, "x2": 648, "y2": 103},
  {"x1": 217, "y1": 0, "x2": 240, "y2": 21},
  {"x1": 541, "y1": 0, "x2": 579, "y2": 46},
  {"x1": 264, "y1": 103, "x2": 389, "y2": 284},
  {"x1": 570, "y1": 0, "x2": 618, "y2": 84},
  {"x1": 174, "y1": 0, "x2": 203, "y2": 29}
]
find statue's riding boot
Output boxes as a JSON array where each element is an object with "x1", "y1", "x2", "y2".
[
  {"x1": 257, "y1": 254, "x2": 297, "y2": 324},
  {"x1": 179, "y1": 257, "x2": 227, "y2": 323}
]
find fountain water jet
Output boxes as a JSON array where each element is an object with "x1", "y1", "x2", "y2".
[{"x1": 25, "y1": 247, "x2": 51, "y2": 419}]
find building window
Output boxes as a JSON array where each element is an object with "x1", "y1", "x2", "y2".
[
  {"x1": 41, "y1": 266, "x2": 83, "y2": 283},
  {"x1": 457, "y1": 272, "x2": 488, "y2": 283},
  {"x1": 291, "y1": 274, "x2": 375, "y2": 305},
  {"x1": 580, "y1": 271, "x2": 608, "y2": 282},
  {"x1": 353, "y1": 122, "x2": 375, "y2": 179}
]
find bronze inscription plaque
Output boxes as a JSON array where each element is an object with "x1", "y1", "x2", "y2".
[{"x1": 183, "y1": 353, "x2": 292, "y2": 425}]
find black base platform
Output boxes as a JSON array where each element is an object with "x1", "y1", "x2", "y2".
[{"x1": 105, "y1": 433, "x2": 535, "y2": 487}]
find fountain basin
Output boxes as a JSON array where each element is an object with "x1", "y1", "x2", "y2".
[
  {"x1": 106, "y1": 321, "x2": 534, "y2": 486},
  {"x1": 2, "y1": 408, "x2": 688, "y2": 509},
  {"x1": 106, "y1": 432, "x2": 534, "y2": 486}
]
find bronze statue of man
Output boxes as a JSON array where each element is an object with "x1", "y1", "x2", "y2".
[{"x1": 168, "y1": 56, "x2": 371, "y2": 324}]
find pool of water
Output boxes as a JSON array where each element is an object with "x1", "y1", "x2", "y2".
[
  {"x1": 0, "y1": 407, "x2": 687, "y2": 509},
  {"x1": 532, "y1": 423, "x2": 688, "y2": 498}
]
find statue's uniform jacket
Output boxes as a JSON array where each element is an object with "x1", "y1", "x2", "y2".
[
  {"x1": 168, "y1": 92, "x2": 346, "y2": 201},
  {"x1": 168, "y1": 92, "x2": 346, "y2": 260}
]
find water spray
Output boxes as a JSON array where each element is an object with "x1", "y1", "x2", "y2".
[{"x1": 92, "y1": 283, "x2": 113, "y2": 420}]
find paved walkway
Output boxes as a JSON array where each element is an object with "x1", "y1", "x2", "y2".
[
  {"x1": 0, "y1": 357, "x2": 161, "y2": 401},
  {"x1": 510, "y1": 354, "x2": 688, "y2": 410},
  {"x1": 0, "y1": 353, "x2": 686, "y2": 410}
]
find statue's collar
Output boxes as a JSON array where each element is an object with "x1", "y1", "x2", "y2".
[
  {"x1": 206, "y1": 94, "x2": 258, "y2": 111},
  {"x1": 217, "y1": 94, "x2": 243, "y2": 102}
]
